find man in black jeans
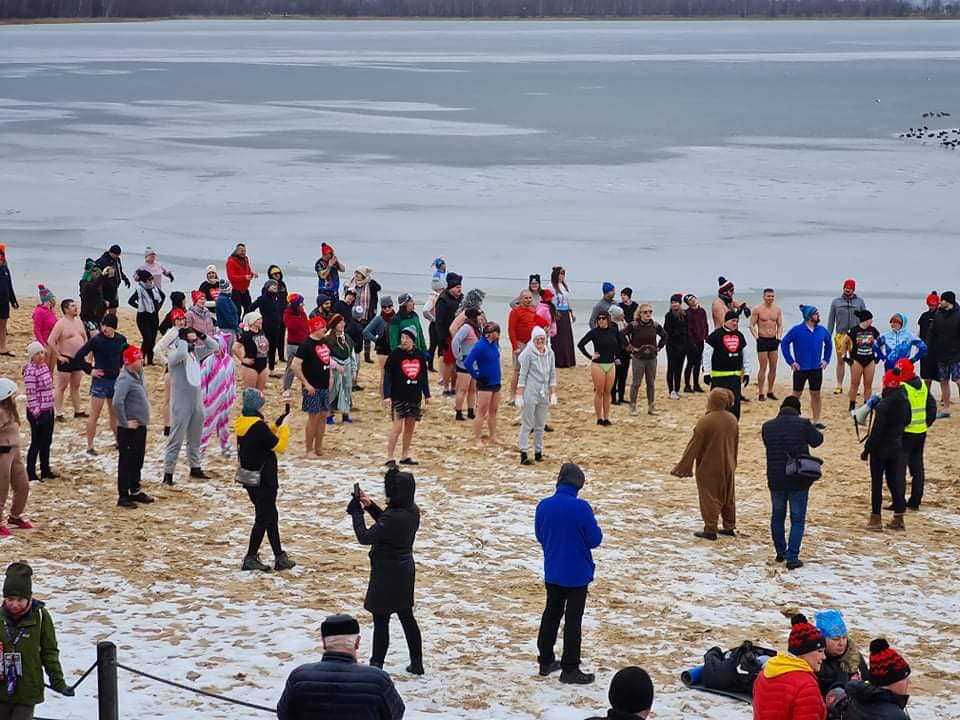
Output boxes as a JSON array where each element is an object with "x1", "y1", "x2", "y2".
[
  {"x1": 534, "y1": 463, "x2": 603, "y2": 685},
  {"x1": 111, "y1": 346, "x2": 154, "y2": 508}
]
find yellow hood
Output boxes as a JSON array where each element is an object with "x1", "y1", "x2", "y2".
[
  {"x1": 234, "y1": 415, "x2": 290, "y2": 454},
  {"x1": 763, "y1": 653, "x2": 816, "y2": 679},
  {"x1": 235, "y1": 415, "x2": 260, "y2": 437}
]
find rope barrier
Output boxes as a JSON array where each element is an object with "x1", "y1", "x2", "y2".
[{"x1": 116, "y1": 663, "x2": 277, "y2": 714}]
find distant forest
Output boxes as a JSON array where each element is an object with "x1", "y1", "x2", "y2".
[{"x1": 3, "y1": 0, "x2": 959, "y2": 19}]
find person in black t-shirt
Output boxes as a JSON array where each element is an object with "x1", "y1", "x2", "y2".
[
  {"x1": 383, "y1": 327, "x2": 430, "y2": 466},
  {"x1": 292, "y1": 316, "x2": 332, "y2": 458},
  {"x1": 703, "y1": 311, "x2": 752, "y2": 419},
  {"x1": 847, "y1": 309, "x2": 880, "y2": 412}
]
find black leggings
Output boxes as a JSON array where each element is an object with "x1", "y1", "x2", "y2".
[
  {"x1": 136, "y1": 311, "x2": 160, "y2": 364},
  {"x1": 427, "y1": 322, "x2": 439, "y2": 367},
  {"x1": 684, "y1": 341, "x2": 704, "y2": 389},
  {"x1": 612, "y1": 351, "x2": 630, "y2": 403},
  {"x1": 371, "y1": 609, "x2": 422, "y2": 668},
  {"x1": 870, "y1": 454, "x2": 906, "y2": 514},
  {"x1": 666, "y1": 342, "x2": 686, "y2": 393},
  {"x1": 902, "y1": 432, "x2": 926, "y2": 508},
  {"x1": 246, "y1": 485, "x2": 283, "y2": 557},
  {"x1": 26, "y1": 409, "x2": 54, "y2": 479},
  {"x1": 265, "y1": 324, "x2": 285, "y2": 370}
]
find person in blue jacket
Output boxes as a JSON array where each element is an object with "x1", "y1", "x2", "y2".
[
  {"x1": 781, "y1": 305, "x2": 833, "y2": 429},
  {"x1": 464, "y1": 321, "x2": 502, "y2": 446},
  {"x1": 215, "y1": 283, "x2": 240, "y2": 343},
  {"x1": 878, "y1": 313, "x2": 926, "y2": 371},
  {"x1": 535, "y1": 463, "x2": 603, "y2": 686}
]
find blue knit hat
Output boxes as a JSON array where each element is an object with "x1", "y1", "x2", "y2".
[
  {"x1": 242, "y1": 388, "x2": 265, "y2": 416},
  {"x1": 602, "y1": 282, "x2": 615, "y2": 295},
  {"x1": 815, "y1": 610, "x2": 848, "y2": 639},
  {"x1": 800, "y1": 304, "x2": 819, "y2": 322}
]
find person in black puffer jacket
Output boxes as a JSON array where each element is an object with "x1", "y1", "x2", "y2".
[
  {"x1": 348, "y1": 467, "x2": 423, "y2": 676},
  {"x1": 277, "y1": 613, "x2": 405, "y2": 720},
  {"x1": 861, "y1": 370, "x2": 911, "y2": 531},
  {"x1": 252, "y1": 279, "x2": 287, "y2": 375},
  {"x1": 843, "y1": 638, "x2": 912, "y2": 720},
  {"x1": 761, "y1": 396, "x2": 824, "y2": 569}
]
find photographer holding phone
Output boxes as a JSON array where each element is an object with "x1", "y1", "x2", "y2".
[
  {"x1": 236, "y1": 388, "x2": 296, "y2": 573},
  {"x1": 347, "y1": 467, "x2": 424, "y2": 675}
]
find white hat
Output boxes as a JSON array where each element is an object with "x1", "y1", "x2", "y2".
[
  {"x1": 145, "y1": 246, "x2": 156, "y2": 258},
  {"x1": 205, "y1": 264, "x2": 218, "y2": 275},
  {"x1": 26, "y1": 341, "x2": 44, "y2": 358},
  {"x1": 0, "y1": 378, "x2": 17, "y2": 402},
  {"x1": 243, "y1": 310, "x2": 262, "y2": 326}
]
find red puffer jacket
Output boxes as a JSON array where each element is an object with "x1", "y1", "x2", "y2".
[{"x1": 753, "y1": 654, "x2": 826, "y2": 720}]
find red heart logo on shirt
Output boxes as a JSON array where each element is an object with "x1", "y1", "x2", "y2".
[
  {"x1": 401, "y1": 358, "x2": 420, "y2": 380},
  {"x1": 722, "y1": 333, "x2": 741, "y2": 353},
  {"x1": 315, "y1": 344, "x2": 330, "y2": 364}
]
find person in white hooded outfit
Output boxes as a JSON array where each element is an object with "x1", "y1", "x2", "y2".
[{"x1": 515, "y1": 326, "x2": 557, "y2": 465}]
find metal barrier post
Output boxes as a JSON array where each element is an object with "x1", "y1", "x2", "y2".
[{"x1": 96, "y1": 641, "x2": 119, "y2": 720}]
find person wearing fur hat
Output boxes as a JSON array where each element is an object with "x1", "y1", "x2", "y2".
[
  {"x1": 31, "y1": 286, "x2": 57, "y2": 372},
  {"x1": 46, "y1": 299, "x2": 87, "y2": 421},
  {"x1": 781, "y1": 305, "x2": 832, "y2": 428},
  {"x1": 861, "y1": 368, "x2": 911, "y2": 531},
  {"x1": 234, "y1": 311, "x2": 269, "y2": 391},
  {"x1": 917, "y1": 292, "x2": 940, "y2": 389},
  {"x1": 235, "y1": 388, "x2": 294, "y2": 572},
  {"x1": 750, "y1": 288, "x2": 783, "y2": 402},
  {"x1": 163, "y1": 326, "x2": 219, "y2": 486},
  {"x1": 1, "y1": 562, "x2": 73, "y2": 714},
  {"x1": 94, "y1": 244, "x2": 130, "y2": 317},
  {"x1": 22, "y1": 342, "x2": 57, "y2": 484},
  {"x1": 226, "y1": 243, "x2": 257, "y2": 315},
  {"x1": 113, "y1": 345, "x2": 155, "y2": 508},
  {"x1": 827, "y1": 278, "x2": 867, "y2": 395},
  {"x1": 535, "y1": 463, "x2": 602, "y2": 685},
  {"x1": 663, "y1": 293, "x2": 688, "y2": 400},
  {"x1": 844, "y1": 639, "x2": 912, "y2": 720},
  {"x1": 752, "y1": 614, "x2": 826, "y2": 720},
  {"x1": 589, "y1": 282, "x2": 616, "y2": 330},
  {"x1": 383, "y1": 327, "x2": 430, "y2": 465},
  {"x1": 928, "y1": 289, "x2": 960, "y2": 418},
  {"x1": 671, "y1": 387, "x2": 739, "y2": 540},
  {"x1": 0, "y1": 245, "x2": 18, "y2": 357},
  {"x1": 814, "y1": 610, "x2": 867, "y2": 698},
  {"x1": 293, "y1": 316, "x2": 332, "y2": 458},
  {"x1": 895, "y1": 358, "x2": 937, "y2": 511},
  {"x1": 315, "y1": 242, "x2": 345, "y2": 304},
  {"x1": 683, "y1": 293, "x2": 708, "y2": 394},
  {"x1": 516, "y1": 326, "x2": 557, "y2": 465},
  {"x1": 702, "y1": 311, "x2": 752, "y2": 420},
  {"x1": 127, "y1": 269, "x2": 165, "y2": 365},
  {"x1": 348, "y1": 467, "x2": 423, "y2": 674},
  {"x1": 585, "y1": 666, "x2": 654, "y2": 719},
  {"x1": 137, "y1": 247, "x2": 174, "y2": 292},
  {"x1": 346, "y1": 266, "x2": 380, "y2": 363},
  {"x1": 0, "y1": 378, "x2": 30, "y2": 538},
  {"x1": 846, "y1": 309, "x2": 880, "y2": 413},
  {"x1": 711, "y1": 276, "x2": 750, "y2": 330}
]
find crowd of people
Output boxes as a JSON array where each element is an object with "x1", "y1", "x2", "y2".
[{"x1": 0, "y1": 242, "x2": 954, "y2": 720}]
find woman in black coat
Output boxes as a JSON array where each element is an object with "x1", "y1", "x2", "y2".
[{"x1": 348, "y1": 467, "x2": 423, "y2": 675}]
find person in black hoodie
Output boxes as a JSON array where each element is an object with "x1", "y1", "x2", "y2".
[
  {"x1": 844, "y1": 639, "x2": 911, "y2": 720},
  {"x1": 861, "y1": 369, "x2": 911, "y2": 531},
  {"x1": 266, "y1": 264, "x2": 288, "y2": 360},
  {"x1": 79, "y1": 260, "x2": 109, "y2": 330},
  {"x1": 383, "y1": 327, "x2": 431, "y2": 465},
  {"x1": 252, "y1": 279, "x2": 286, "y2": 376},
  {"x1": 235, "y1": 388, "x2": 295, "y2": 573},
  {"x1": 663, "y1": 293, "x2": 688, "y2": 400},
  {"x1": 0, "y1": 245, "x2": 18, "y2": 357},
  {"x1": 617, "y1": 288, "x2": 638, "y2": 324},
  {"x1": 916, "y1": 291, "x2": 939, "y2": 389},
  {"x1": 928, "y1": 289, "x2": 960, "y2": 418},
  {"x1": 585, "y1": 666, "x2": 654, "y2": 720},
  {"x1": 348, "y1": 467, "x2": 424, "y2": 676},
  {"x1": 94, "y1": 244, "x2": 130, "y2": 315},
  {"x1": 434, "y1": 272, "x2": 463, "y2": 395}
]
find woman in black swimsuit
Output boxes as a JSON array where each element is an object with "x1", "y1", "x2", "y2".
[
  {"x1": 234, "y1": 311, "x2": 270, "y2": 391},
  {"x1": 847, "y1": 309, "x2": 880, "y2": 411}
]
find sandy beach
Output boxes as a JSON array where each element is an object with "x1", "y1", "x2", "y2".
[{"x1": 2, "y1": 305, "x2": 957, "y2": 719}]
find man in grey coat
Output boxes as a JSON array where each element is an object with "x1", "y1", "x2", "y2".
[
  {"x1": 588, "y1": 282, "x2": 616, "y2": 329},
  {"x1": 826, "y1": 278, "x2": 867, "y2": 394},
  {"x1": 113, "y1": 345, "x2": 155, "y2": 508},
  {"x1": 163, "y1": 327, "x2": 219, "y2": 486}
]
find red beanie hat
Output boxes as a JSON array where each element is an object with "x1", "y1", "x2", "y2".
[
  {"x1": 926, "y1": 291, "x2": 940, "y2": 308},
  {"x1": 868, "y1": 638, "x2": 910, "y2": 687},
  {"x1": 883, "y1": 369, "x2": 902, "y2": 389},
  {"x1": 895, "y1": 358, "x2": 916, "y2": 382},
  {"x1": 788, "y1": 614, "x2": 825, "y2": 656},
  {"x1": 308, "y1": 316, "x2": 327, "y2": 333},
  {"x1": 123, "y1": 346, "x2": 143, "y2": 365},
  {"x1": 170, "y1": 308, "x2": 186, "y2": 321},
  {"x1": 321, "y1": 242, "x2": 334, "y2": 256},
  {"x1": 843, "y1": 278, "x2": 856, "y2": 290},
  {"x1": 191, "y1": 290, "x2": 205, "y2": 305}
]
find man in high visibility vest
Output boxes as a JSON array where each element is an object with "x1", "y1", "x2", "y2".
[{"x1": 895, "y1": 359, "x2": 937, "y2": 510}]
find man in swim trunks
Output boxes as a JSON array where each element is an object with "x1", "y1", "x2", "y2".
[
  {"x1": 751, "y1": 288, "x2": 783, "y2": 402},
  {"x1": 827, "y1": 278, "x2": 866, "y2": 395}
]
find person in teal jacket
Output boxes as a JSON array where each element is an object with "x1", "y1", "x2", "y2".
[{"x1": 387, "y1": 293, "x2": 426, "y2": 353}]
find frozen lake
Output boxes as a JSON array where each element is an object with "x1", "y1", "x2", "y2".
[{"x1": 1, "y1": 18, "x2": 959, "y2": 327}]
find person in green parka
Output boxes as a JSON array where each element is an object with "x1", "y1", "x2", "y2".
[
  {"x1": 388, "y1": 293, "x2": 427, "y2": 353},
  {"x1": 2, "y1": 562, "x2": 73, "y2": 720}
]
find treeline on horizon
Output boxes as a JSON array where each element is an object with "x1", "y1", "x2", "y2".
[{"x1": 3, "y1": 0, "x2": 959, "y2": 19}]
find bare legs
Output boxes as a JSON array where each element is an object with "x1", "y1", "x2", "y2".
[
  {"x1": 473, "y1": 390, "x2": 500, "y2": 444},
  {"x1": 304, "y1": 412, "x2": 327, "y2": 457},
  {"x1": 591, "y1": 364, "x2": 614, "y2": 421}
]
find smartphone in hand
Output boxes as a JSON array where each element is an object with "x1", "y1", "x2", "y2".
[{"x1": 353, "y1": 482, "x2": 361, "y2": 498}]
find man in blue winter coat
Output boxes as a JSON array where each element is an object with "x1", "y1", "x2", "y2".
[
  {"x1": 534, "y1": 463, "x2": 603, "y2": 686},
  {"x1": 781, "y1": 305, "x2": 833, "y2": 429}
]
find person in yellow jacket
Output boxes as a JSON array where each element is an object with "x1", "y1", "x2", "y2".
[{"x1": 235, "y1": 388, "x2": 294, "y2": 573}]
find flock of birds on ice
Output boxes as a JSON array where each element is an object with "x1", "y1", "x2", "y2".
[{"x1": 899, "y1": 111, "x2": 959, "y2": 149}]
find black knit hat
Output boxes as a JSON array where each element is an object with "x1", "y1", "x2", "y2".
[
  {"x1": 109, "y1": 244, "x2": 122, "y2": 255},
  {"x1": 621, "y1": 287, "x2": 633, "y2": 298},
  {"x1": 670, "y1": 293, "x2": 683, "y2": 304},
  {"x1": 868, "y1": 638, "x2": 911, "y2": 687},
  {"x1": 321, "y1": 614, "x2": 360, "y2": 638},
  {"x1": 724, "y1": 310, "x2": 739, "y2": 322},
  {"x1": 789, "y1": 613, "x2": 825, "y2": 656},
  {"x1": 608, "y1": 666, "x2": 654, "y2": 713},
  {"x1": 718, "y1": 276, "x2": 734, "y2": 293},
  {"x1": 446, "y1": 272, "x2": 463, "y2": 289},
  {"x1": 941, "y1": 290, "x2": 956, "y2": 305},
  {"x1": 3, "y1": 562, "x2": 32, "y2": 598}
]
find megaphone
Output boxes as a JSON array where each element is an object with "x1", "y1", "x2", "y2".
[{"x1": 851, "y1": 394, "x2": 881, "y2": 426}]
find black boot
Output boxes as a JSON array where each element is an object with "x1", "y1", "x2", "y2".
[
  {"x1": 274, "y1": 552, "x2": 296, "y2": 571},
  {"x1": 117, "y1": 495, "x2": 138, "y2": 508},
  {"x1": 535, "y1": 451, "x2": 543, "y2": 462},
  {"x1": 189, "y1": 467, "x2": 212, "y2": 479},
  {"x1": 538, "y1": 660, "x2": 561, "y2": 676},
  {"x1": 163, "y1": 426, "x2": 170, "y2": 437},
  {"x1": 242, "y1": 555, "x2": 272, "y2": 572},
  {"x1": 520, "y1": 451, "x2": 533, "y2": 466},
  {"x1": 455, "y1": 410, "x2": 466, "y2": 422},
  {"x1": 467, "y1": 408, "x2": 475, "y2": 419},
  {"x1": 560, "y1": 668, "x2": 595, "y2": 685},
  {"x1": 40, "y1": 468, "x2": 59, "y2": 480},
  {"x1": 406, "y1": 661, "x2": 425, "y2": 676},
  {"x1": 162, "y1": 473, "x2": 174, "y2": 486},
  {"x1": 364, "y1": 348, "x2": 373, "y2": 364}
]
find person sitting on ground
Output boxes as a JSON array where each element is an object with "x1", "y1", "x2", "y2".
[
  {"x1": 585, "y1": 666, "x2": 654, "y2": 720},
  {"x1": 1, "y1": 562, "x2": 74, "y2": 717},
  {"x1": 814, "y1": 610, "x2": 867, "y2": 698},
  {"x1": 277, "y1": 613, "x2": 405, "y2": 720},
  {"x1": 752, "y1": 614, "x2": 826, "y2": 720},
  {"x1": 843, "y1": 639, "x2": 912, "y2": 720}
]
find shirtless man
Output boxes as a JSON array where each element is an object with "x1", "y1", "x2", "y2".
[
  {"x1": 750, "y1": 288, "x2": 783, "y2": 401},
  {"x1": 711, "y1": 276, "x2": 751, "y2": 329},
  {"x1": 46, "y1": 299, "x2": 89, "y2": 420}
]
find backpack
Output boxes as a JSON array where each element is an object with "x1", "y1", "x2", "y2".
[{"x1": 702, "y1": 641, "x2": 777, "y2": 695}]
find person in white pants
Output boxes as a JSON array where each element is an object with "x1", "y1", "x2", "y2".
[{"x1": 516, "y1": 326, "x2": 557, "y2": 466}]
